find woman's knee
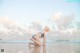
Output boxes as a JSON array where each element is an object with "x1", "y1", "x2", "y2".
[{"x1": 37, "y1": 42, "x2": 42, "y2": 46}]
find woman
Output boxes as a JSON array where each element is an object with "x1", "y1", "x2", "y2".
[{"x1": 29, "y1": 26, "x2": 50, "y2": 46}]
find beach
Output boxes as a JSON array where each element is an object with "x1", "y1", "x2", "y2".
[{"x1": 0, "y1": 42, "x2": 80, "y2": 53}]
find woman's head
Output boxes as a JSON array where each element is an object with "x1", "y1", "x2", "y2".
[{"x1": 44, "y1": 26, "x2": 50, "y2": 32}]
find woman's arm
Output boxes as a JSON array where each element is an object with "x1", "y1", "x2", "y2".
[{"x1": 43, "y1": 33, "x2": 46, "y2": 46}]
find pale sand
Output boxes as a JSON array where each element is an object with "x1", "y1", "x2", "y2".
[{"x1": 0, "y1": 43, "x2": 80, "y2": 53}]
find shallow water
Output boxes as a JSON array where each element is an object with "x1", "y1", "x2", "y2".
[{"x1": 0, "y1": 42, "x2": 80, "y2": 53}]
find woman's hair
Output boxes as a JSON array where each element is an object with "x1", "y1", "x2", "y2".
[{"x1": 44, "y1": 26, "x2": 50, "y2": 32}]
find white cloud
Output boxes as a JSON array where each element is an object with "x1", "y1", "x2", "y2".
[
  {"x1": 48, "y1": 12, "x2": 80, "y2": 38},
  {"x1": 0, "y1": 16, "x2": 30, "y2": 40},
  {"x1": 0, "y1": 14, "x2": 80, "y2": 40},
  {"x1": 0, "y1": 16, "x2": 19, "y2": 27},
  {"x1": 27, "y1": 20, "x2": 43, "y2": 34},
  {"x1": 51, "y1": 12, "x2": 75, "y2": 30},
  {"x1": 0, "y1": 17, "x2": 44, "y2": 40},
  {"x1": 52, "y1": 12, "x2": 62, "y2": 21}
]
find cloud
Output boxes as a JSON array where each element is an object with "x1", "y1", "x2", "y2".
[
  {"x1": 0, "y1": 16, "x2": 30, "y2": 40},
  {"x1": 0, "y1": 17, "x2": 44, "y2": 40},
  {"x1": 48, "y1": 12, "x2": 80, "y2": 38},
  {"x1": 75, "y1": 21, "x2": 80, "y2": 30},
  {"x1": 52, "y1": 12, "x2": 62, "y2": 21},
  {"x1": 28, "y1": 20, "x2": 43, "y2": 34},
  {"x1": 0, "y1": 16, "x2": 19, "y2": 27},
  {"x1": 51, "y1": 12, "x2": 75, "y2": 30},
  {"x1": 0, "y1": 14, "x2": 80, "y2": 40}
]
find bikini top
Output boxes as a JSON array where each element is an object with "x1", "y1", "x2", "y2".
[
  {"x1": 32, "y1": 32, "x2": 44, "y2": 38},
  {"x1": 40, "y1": 33, "x2": 44, "y2": 38}
]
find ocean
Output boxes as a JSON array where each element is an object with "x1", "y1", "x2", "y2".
[{"x1": 0, "y1": 40, "x2": 80, "y2": 53}]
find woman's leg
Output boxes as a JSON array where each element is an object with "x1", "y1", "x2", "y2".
[{"x1": 31, "y1": 39, "x2": 41, "y2": 46}]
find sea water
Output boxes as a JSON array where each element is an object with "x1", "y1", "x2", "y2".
[{"x1": 0, "y1": 40, "x2": 80, "y2": 53}]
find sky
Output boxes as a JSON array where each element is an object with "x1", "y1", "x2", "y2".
[
  {"x1": 0, "y1": 0, "x2": 80, "y2": 26},
  {"x1": 0, "y1": 0, "x2": 80, "y2": 40}
]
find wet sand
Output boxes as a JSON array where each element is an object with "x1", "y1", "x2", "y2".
[{"x1": 0, "y1": 43, "x2": 80, "y2": 53}]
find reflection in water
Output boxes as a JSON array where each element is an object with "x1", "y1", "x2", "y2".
[
  {"x1": 29, "y1": 46, "x2": 46, "y2": 53},
  {"x1": 18, "y1": 50, "x2": 23, "y2": 53},
  {"x1": 0, "y1": 43, "x2": 80, "y2": 53},
  {"x1": 43, "y1": 46, "x2": 46, "y2": 53},
  {"x1": 29, "y1": 46, "x2": 41, "y2": 53}
]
